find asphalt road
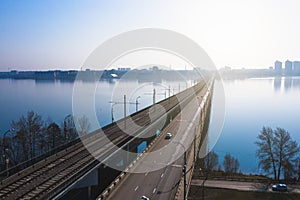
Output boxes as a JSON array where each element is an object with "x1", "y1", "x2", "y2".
[
  {"x1": 107, "y1": 85, "x2": 209, "y2": 200},
  {"x1": 191, "y1": 179, "x2": 300, "y2": 193}
]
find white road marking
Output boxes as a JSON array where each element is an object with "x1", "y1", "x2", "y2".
[
  {"x1": 145, "y1": 172, "x2": 148, "y2": 176},
  {"x1": 172, "y1": 164, "x2": 182, "y2": 168},
  {"x1": 153, "y1": 188, "x2": 157, "y2": 194},
  {"x1": 161, "y1": 173, "x2": 164, "y2": 178},
  {"x1": 134, "y1": 186, "x2": 139, "y2": 191}
]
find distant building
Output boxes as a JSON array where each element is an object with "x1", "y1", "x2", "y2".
[
  {"x1": 274, "y1": 60, "x2": 282, "y2": 75},
  {"x1": 285, "y1": 60, "x2": 293, "y2": 75},
  {"x1": 293, "y1": 61, "x2": 300, "y2": 75},
  {"x1": 10, "y1": 70, "x2": 18, "y2": 75},
  {"x1": 118, "y1": 67, "x2": 131, "y2": 71}
]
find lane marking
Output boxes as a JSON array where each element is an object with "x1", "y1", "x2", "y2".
[
  {"x1": 172, "y1": 164, "x2": 182, "y2": 168},
  {"x1": 153, "y1": 188, "x2": 157, "y2": 194},
  {"x1": 134, "y1": 186, "x2": 139, "y2": 191},
  {"x1": 161, "y1": 173, "x2": 164, "y2": 178}
]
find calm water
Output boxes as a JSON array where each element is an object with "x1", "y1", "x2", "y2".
[
  {"x1": 211, "y1": 77, "x2": 300, "y2": 174},
  {"x1": 0, "y1": 78, "x2": 190, "y2": 133},
  {"x1": 1, "y1": 77, "x2": 300, "y2": 174}
]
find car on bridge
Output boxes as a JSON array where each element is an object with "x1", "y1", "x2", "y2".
[
  {"x1": 272, "y1": 183, "x2": 287, "y2": 192},
  {"x1": 165, "y1": 132, "x2": 172, "y2": 139},
  {"x1": 140, "y1": 195, "x2": 150, "y2": 200}
]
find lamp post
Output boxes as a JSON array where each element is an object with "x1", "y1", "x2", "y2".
[
  {"x1": 199, "y1": 168, "x2": 208, "y2": 200},
  {"x1": 173, "y1": 140, "x2": 187, "y2": 200},
  {"x1": 111, "y1": 103, "x2": 117, "y2": 123},
  {"x1": 144, "y1": 89, "x2": 165, "y2": 105},
  {"x1": 109, "y1": 95, "x2": 137, "y2": 127},
  {"x1": 135, "y1": 96, "x2": 141, "y2": 112}
]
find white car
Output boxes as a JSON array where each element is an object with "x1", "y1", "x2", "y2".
[
  {"x1": 141, "y1": 196, "x2": 150, "y2": 200},
  {"x1": 165, "y1": 133, "x2": 172, "y2": 139}
]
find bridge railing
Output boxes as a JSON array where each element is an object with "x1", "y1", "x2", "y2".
[
  {"x1": 0, "y1": 98, "x2": 152, "y2": 181},
  {"x1": 0, "y1": 137, "x2": 81, "y2": 181},
  {"x1": 1, "y1": 78, "x2": 208, "y2": 195}
]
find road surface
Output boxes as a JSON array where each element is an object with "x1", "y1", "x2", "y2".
[{"x1": 106, "y1": 83, "x2": 210, "y2": 200}]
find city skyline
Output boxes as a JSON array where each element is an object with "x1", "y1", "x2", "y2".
[{"x1": 1, "y1": 0, "x2": 300, "y2": 71}]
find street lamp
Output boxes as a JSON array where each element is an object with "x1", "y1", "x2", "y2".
[
  {"x1": 199, "y1": 168, "x2": 208, "y2": 200},
  {"x1": 111, "y1": 103, "x2": 117, "y2": 123},
  {"x1": 109, "y1": 95, "x2": 137, "y2": 128},
  {"x1": 173, "y1": 140, "x2": 187, "y2": 200},
  {"x1": 135, "y1": 96, "x2": 141, "y2": 112}
]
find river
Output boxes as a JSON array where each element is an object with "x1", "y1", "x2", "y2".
[{"x1": 1, "y1": 77, "x2": 300, "y2": 174}]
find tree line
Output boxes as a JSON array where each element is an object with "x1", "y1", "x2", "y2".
[
  {"x1": 1, "y1": 111, "x2": 90, "y2": 172},
  {"x1": 202, "y1": 126, "x2": 300, "y2": 181},
  {"x1": 203, "y1": 151, "x2": 240, "y2": 175}
]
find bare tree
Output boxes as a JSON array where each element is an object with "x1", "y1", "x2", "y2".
[
  {"x1": 274, "y1": 128, "x2": 299, "y2": 180},
  {"x1": 295, "y1": 157, "x2": 300, "y2": 181},
  {"x1": 255, "y1": 127, "x2": 299, "y2": 180},
  {"x1": 62, "y1": 114, "x2": 77, "y2": 142},
  {"x1": 46, "y1": 122, "x2": 62, "y2": 150},
  {"x1": 11, "y1": 111, "x2": 44, "y2": 161},
  {"x1": 1, "y1": 112, "x2": 90, "y2": 171},
  {"x1": 255, "y1": 127, "x2": 277, "y2": 179},
  {"x1": 223, "y1": 153, "x2": 239, "y2": 174},
  {"x1": 75, "y1": 115, "x2": 91, "y2": 136},
  {"x1": 204, "y1": 151, "x2": 219, "y2": 171}
]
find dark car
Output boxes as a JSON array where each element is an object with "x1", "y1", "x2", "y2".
[{"x1": 272, "y1": 184, "x2": 287, "y2": 192}]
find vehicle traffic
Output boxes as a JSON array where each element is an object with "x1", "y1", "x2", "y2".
[
  {"x1": 140, "y1": 195, "x2": 150, "y2": 200},
  {"x1": 165, "y1": 132, "x2": 172, "y2": 139},
  {"x1": 272, "y1": 183, "x2": 287, "y2": 192}
]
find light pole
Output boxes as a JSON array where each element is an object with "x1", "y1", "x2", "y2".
[
  {"x1": 173, "y1": 140, "x2": 187, "y2": 200},
  {"x1": 135, "y1": 96, "x2": 141, "y2": 112},
  {"x1": 111, "y1": 103, "x2": 117, "y2": 123},
  {"x1": 109, "y1": 95, "x2": 136, "y2": 127},
  {"x1": 3, "y1": 129, "x2": 14, "y2": 177},
  {"x1": 144, "y1": 88, "x2": 165, "y2": 105},
  {"x1": 199, "y1": 168, "x2": 208, "y2": 200}
]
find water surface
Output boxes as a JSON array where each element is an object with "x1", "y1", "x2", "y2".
[{"x1": 210, "y1": 77, "x2": 300, "y2": 174}]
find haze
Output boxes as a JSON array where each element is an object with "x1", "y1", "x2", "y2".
[{"x1": 0, "y1": 0, "x2": 299, "y2": 71}]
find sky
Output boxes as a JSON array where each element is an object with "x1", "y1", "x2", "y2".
[{"x1": 0, "y1": 0, "x2": 300, "y2": 71}]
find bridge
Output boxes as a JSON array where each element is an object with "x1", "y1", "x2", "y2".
[{"x1": 0, "y1": 78, "x2": 213, "y2": 200}]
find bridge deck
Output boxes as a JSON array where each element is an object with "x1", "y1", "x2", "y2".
[
  {"x1": 0, "y1": 79, "x2": 208, "y2": 200},
  {"x1": 101, "y1": 80, "x2": 213, "y2": 200}
]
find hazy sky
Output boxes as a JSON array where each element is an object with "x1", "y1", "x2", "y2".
[{"x1": 1, "y1": 0, "x2": 300, "y2": 71}]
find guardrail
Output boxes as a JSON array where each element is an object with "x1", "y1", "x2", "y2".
[
  {"x1": 175, "y1": 81, "x2": 213, "y2": 200},
  {"x1": 0, "y1": 138, "x2": 81, "y2": 181},
  {"x1": 97, "y1": 118, "x2": 167, "y2": 200},
  {"x1": 98, "y1": 80, "x2": 212, "y2": 200}
]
